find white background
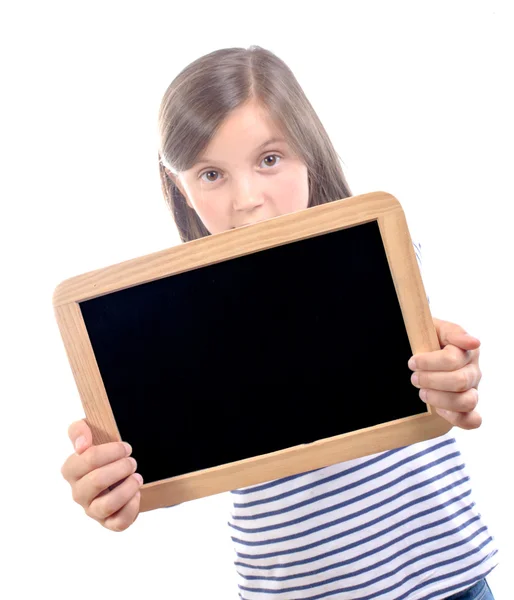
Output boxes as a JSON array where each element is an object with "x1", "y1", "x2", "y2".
[{"x1": 1, "y1": 1, "x2": 512, "y2": 598}]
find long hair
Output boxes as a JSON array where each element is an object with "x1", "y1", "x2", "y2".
[{"x1": 158, "y1": 45, "x2": 352, "y2": 243}]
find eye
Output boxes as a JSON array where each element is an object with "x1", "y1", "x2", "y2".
[
  {"x1": 261, "y1": 154, "x2": 281, "y2": 168},
  {"x1": 200, "y1": 170, "x2": 221, "y2": 183}
]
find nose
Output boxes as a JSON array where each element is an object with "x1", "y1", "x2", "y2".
[{"x1": 232, "y1": 175, "x2": 264, "y2": 212}]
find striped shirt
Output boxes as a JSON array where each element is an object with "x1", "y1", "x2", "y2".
[{"x1": 227, "y1": 241, "x2": 498, "y2": 599}]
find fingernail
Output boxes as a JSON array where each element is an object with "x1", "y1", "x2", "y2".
[
  {"x1": 408, "y1": 358, "x2": 417, "y2": 370},
  {"x1": 419, "y1": 389, "x2": 428, "y2": 402},
  {"x1": 123, "y1": 442, "x2": 132, "y2": 456},
  {"x1": 75, "y1": 436, "x2": 86, "y2": 452},
  {"x1": 411, "y1": 373, "x2": 419, "y2": 386},
  {"x1": 134, "y1": 473, "x2": 144, "y2": 485}
]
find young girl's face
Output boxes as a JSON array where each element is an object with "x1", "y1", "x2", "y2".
[{"x1": 172, "y1": 99, "x2": 310, "y2": 234}]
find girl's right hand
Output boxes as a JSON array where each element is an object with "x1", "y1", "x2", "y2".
[{"x1": 61, "y1": 419, "x2": 144, "y2": 532}]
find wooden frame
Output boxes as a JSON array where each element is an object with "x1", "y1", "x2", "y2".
[{"x1": 53, "y1": 191, "x2": 451, "y2": 512}]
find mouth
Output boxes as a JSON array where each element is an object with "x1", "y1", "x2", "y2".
[{"x1": 232, "y1": 218, "x2": 267, "y2": 229}]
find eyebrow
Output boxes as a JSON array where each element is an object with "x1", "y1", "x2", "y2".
[{"x1": 194, "y1": 137, "x2": 288, "y2": 166}]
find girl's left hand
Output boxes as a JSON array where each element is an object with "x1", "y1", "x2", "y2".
[{"x1": 408, "y1": 317, "x2": 482, "y2": 430}]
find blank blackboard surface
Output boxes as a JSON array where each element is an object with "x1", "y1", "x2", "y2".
[
  {"x1": 53, "y1": 192, "x2": 450, "y2": 511},
  {"x1": 79, "y1": 220, "x2": 424, "y2": 485}
]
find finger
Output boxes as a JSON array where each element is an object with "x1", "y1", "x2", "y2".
[
  {"x1": 68, "y1": 419, "x2": 93, "y2": 454},
  {"x1": 87, "y1": 471, "x2": 143, "y2": 522},
  {"x1": 435, "y1": 407, "x2": 482, "y2": 430},
  {"x1": 61, "y1": 441, "x2": 132, "y2": 483},
  {"x1": 433, "y1": 318, "x2": 481, "y2": 351},
  {"x1": 411, "y1": 363, "x2": 480, "y2": 392},
  {"x1": 103, "y1": 490, "x2": 142, "y2": 532},
  {"x1": 409, "y1": 344, "x2": 474, "y2": 372},
  {"x1": 419, "y1": 387, "x2": 479, "y2": 413},
  {"x1": 74, "y1": 456, "x2": 139, "y2": 507}
]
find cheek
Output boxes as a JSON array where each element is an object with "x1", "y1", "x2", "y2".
[
  {"x1": 275, "y1": 167, "x2": 309, "y2": 212},
  {"x1": 190, "y1": 192, "x2": 232, "y2": 234}
]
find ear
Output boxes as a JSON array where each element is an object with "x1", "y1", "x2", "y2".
[{"x1": 165, "y1": 168, "x2": 193, "y2": 209}]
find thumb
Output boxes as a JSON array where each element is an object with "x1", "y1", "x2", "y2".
[
  {"x1": 433, "y1": 318, "x2": 481, "y2": 351},
  {"x1": 68, "y1": 419, "x2": 93, "y2": 454},
  {"x1": 446, "y1": 330, "x2": 481, "y2": 352}
]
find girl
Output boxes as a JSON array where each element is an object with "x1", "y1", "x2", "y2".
[{"x1": 61, "y1": 46, "x2": 498, "y2": 599}]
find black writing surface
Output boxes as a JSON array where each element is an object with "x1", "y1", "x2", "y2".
[{"x1": 79, "y1": 220, "x2": 426, "y2": 485}]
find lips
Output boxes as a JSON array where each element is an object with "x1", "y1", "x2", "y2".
[{"x1": 234, "y1": 218, "x2": 267, "y2": 228}]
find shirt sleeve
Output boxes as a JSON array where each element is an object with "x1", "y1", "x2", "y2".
[{"x1": 412, "y1": 240, "x2": 430, "y2": 305}]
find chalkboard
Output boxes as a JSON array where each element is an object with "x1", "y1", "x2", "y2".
[{"x1": 53, "y1": 192, "x2": 450, "y2": 511}]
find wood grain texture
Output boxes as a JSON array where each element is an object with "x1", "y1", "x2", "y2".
[
  {"x1": 54, "y1": 302, "x2": 120, "y2": 446},
  {"x1": 52, "y1": 191, "x2": 452, "y2": 512}
]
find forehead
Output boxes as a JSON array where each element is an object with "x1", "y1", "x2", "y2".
[{"x1": 199, "y1": 100, "x2": 285, "y2": 158}]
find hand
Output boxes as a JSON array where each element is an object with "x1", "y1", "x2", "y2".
[
  {"x1": 61, "y1": 419, "x2": 143, "y2": 532},
  {"x1": 408, "y1": 318, "x2": 482, "y2": 430}
]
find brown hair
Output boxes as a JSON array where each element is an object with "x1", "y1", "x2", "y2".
[{"x1": 157, "y1": 45, "x2": 352, "y2": 243}]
